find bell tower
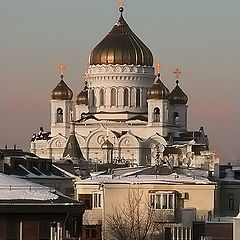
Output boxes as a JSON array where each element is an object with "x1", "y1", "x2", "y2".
[
  {"x1": 147, "y1": 62, "x2": 170, "y2": 136},
  {"x1": 50, "y1": 63, "x2": 73, "y2": 137}
]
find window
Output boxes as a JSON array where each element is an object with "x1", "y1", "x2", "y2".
[
  {"x1": 165, "y1": 227, "x2": 172, "y2": 240},
  {"x1": 84, "y1": 225, "x2": 101, "y2": 240},
  {"x1": 99, "y1": 89, "x2": 105, "y2": 106},
  {"x1": 39, "y1": 221, "x2": 50, "y2": 240},
  {"x1": 93, "y1": 193, "x2": 101, "y2": 208},
  {"x1": 98, "y1": 194, "x2": 101, "y2": 207},
  {"x1": 86, "y1": 228, "x2": 96, "y2": 239},
  {"x1": 150, "y1": 192, "x2": 175, "y2": 209},
  {"x1": 6, "y1": 220, "x2": 19, "y2": 240},
  {"x1": 111, "y1": 88, "x2": 117, "y2": 106},
  {"x1": 229, "y1": 194, "x2": 234, "y2": 211},
  {"x1": 78, "y1": 194, "x2": 93, "y2": 210},
  {"x1": 92, "y1": 89, "x2": 96, "y2": 107},
  {"x1": 56, "y1": 108, "x2": 63, "y2": 123},
  {"x1": 173, "y1": 112, "x2": 179, "y2": 125},
  {"x1": 136, "y1": 88, "x2": 141, "y2": 107},
  {"x1": 154, "y1": 107, "x2": 160, "y2": 122},
  {"x1": 124, "y1": 89, "x2": 129, "y2": 107}
]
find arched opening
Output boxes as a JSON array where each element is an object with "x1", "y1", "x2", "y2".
[
  {"x1": 111, "y1": 88, "x2": 117, "y2": 106},
  {"x1": 99, "y1": 88, "x2": 105, "y2": 106},
  {"x1": 136, "y1": 88, "x2": 140, "y2": 107},
  {"x1": 92, "y1": 89, "x2": 96, "y2": 107},
  {"x1": 124, "y1": 89, "x2": 129, "y2": 107},
  {"x1": 153, "y1": 107, "x2": 160, "y2": 122},
  {"x1": 173, "y1": 112, "x2": 180, "y2": 125},
  {"x1": 56, "y1": 108, "x2": 63, "y2": 123}
]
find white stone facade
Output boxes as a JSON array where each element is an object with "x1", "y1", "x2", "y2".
[{"x1": 30, "y1": 58, "x2": 219, "y2": 171}]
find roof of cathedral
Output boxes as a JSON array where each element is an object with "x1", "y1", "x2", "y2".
[
  {"x1": 62, "y1": 125, "x2": 85, "y2": 161},
  {"x1": 51, "y1": 74, "x2": 73, "y2": 101},
  {"x1": 168, "y1": 80, "x2": 188, "y2": 105},
  {"x1": 89, "y1": 8, "x2": 153, "y2": 66},
  {"x1": 147, "y1": 74, "x2": 170, "y2": 100}
]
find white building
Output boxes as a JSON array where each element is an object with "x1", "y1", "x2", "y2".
[{"x1": 30, "y1": 5, "x2": 218, "y2": 172}]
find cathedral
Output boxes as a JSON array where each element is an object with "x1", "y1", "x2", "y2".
[{"x1": 31, "y1": 5, "x2": 218, "y2": 172}]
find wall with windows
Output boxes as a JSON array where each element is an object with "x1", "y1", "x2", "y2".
[
  {"x1": 168, "y1": 104, "x2": 188, "y2": 132},
  {"x1": 87, "y1": 64, "x2": 154, "y2": 119},
  {"x1": 75, "y1": 181, "x2": 216, "y2": 239},
  {"x1": 219, "y1": 183, "x2": 240, "y2": 217}
]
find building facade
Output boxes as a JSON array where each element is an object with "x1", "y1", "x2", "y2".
[{"x1": 75, "y1": 167, "x2": 217, "y2": 240}]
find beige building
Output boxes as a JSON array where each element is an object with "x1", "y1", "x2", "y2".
[{"x1": 75, "y1": 167, "x2": 217, "y2": 240}]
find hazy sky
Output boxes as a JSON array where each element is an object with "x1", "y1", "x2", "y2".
[{"x1": 1, "y1": 0, "x2": 239, "y2": 163}]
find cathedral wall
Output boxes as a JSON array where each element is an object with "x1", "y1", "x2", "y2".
[{"x1": 87, "y1": 65, "x2": 155, "y2": 118}]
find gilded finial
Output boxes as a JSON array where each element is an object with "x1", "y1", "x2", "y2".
[
  {"x1": 174, "y1": 68, "x2": 181, "y2": 85},
  {"x1": 154, "y1": 61, "x2": 163, "y2": 77},
  {"x1": 58, "y1": 62, "x2": 66, "y2": 77},
  {"x1": 82, "y1": 69, "x2": 88, "y2": 89},
  {"x1": 82, "y1": 69, "x2": 88, "y2": 78},
  {"x1": 119, "y1": 0, "x2": 124, "y2": 13}
]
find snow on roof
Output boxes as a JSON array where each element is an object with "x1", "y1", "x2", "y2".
[
  {"x1": 77, "y1": 172, "x2": 213, "y2": 185},
  {"x1": 0, "y1": 173, "x2": 58, "y2": 201}
]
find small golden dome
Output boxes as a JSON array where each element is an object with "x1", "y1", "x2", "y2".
[
  {"x1": 76, "y1": 88, "x2": 88, "y2": 105},
  {"x1": 101, "y1": 139, "x2": 114, "y2": 150},
  {"x1": 89, "y1": 13, "x2": 153, "y2": 66},
  {"x1": 147, "y1": 74, "x2": 170, "y2": 100},
  {"x1": 51, "y1": 75, "x2": 73, "y2": 101},
  {"x1": 168, "y1": 80, "x2": 188, "y2": 105}
]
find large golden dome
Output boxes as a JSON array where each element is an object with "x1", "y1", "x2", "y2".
[{"x1": 89, "y1": 11, "x2": 153, "y2": 66}]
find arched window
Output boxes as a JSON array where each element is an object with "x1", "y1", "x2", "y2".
[
  {"x1": 173, "y1": 112, "x2": 180, "y2": 125},
  {"x1": 56, "y1": 108, "x2": 63, "y2": 123},
  {"x1": 99, "y1": 88, "x2": 105, "y2": 106},
  {"x1": 136, "y1": 88, "x2": 141, "y2": 107},
  {"x1": 124, "y1": 89, "x2": 129, "y2": 107},
  {"x1": 92, "y1": 89, "x2": 96, "y2": 107},
  {"x1": 154, "y1": 107, "x2": 160, "y2": 122},
  {"x1": 111, "y1": 88, "x2": 117, "y2": 106}
]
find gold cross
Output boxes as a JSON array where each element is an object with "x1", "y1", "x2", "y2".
[
  {"x1": 120, "y1": 0, "x2": 123, "y2": 8},
  {"x1": 154, "y1": 61, "x2": 163, "y2": 74},
  {"x1": 174, "y1": 68, "x2": 181, "y2": 80},
  {"x1": 58, "y1": 62, "x2": 66, "y2": 75},
  {"x1": 82, "y1": 70, "x2": 88, "y2": 79}
]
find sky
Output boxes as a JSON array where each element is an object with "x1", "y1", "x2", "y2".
[{"x1": 0, "y1": 0, "x2": 239, "y2": 163}]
